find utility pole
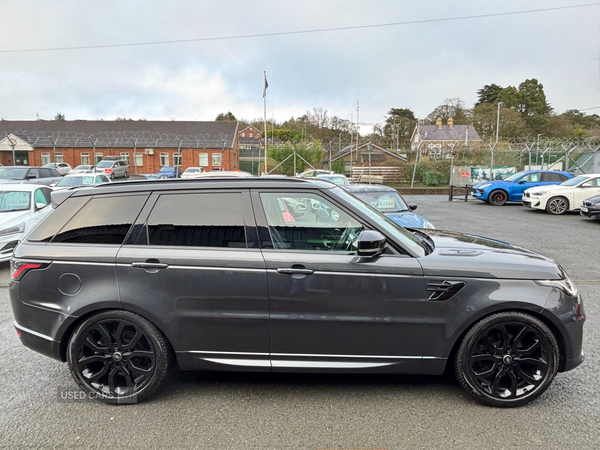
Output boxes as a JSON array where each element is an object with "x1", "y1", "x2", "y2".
[
  {"x1": 495, "y1": 102, "x2": 503, "y2": 144},
  {"x1": 537, "y1": 134, "x2": 543, "y2": 166}
]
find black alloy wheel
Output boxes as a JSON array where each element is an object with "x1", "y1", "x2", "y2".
[
  {"x1": 489, "y1": 190, "x2": 508, "y2": 206},
  {"x1": 455, "y1": 312, "x2": 559, "y2": 407},
  {"x1": 67, "y1": 310, "x2": 174, "y2": 404},
  {"x1": 546, "y1": 196, "x2": 569, "y2": 215}
]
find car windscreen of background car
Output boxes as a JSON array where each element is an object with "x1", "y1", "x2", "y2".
[
  {"x1": 96, "y1": 161, "x2": 113, "y2": 168},
  {"x1": 0, "y1": 191, "x2": 30, "y2": 212},
  {"x1": 354, "y1": 191, "x2": 409, "y2": 213},
  {"x1": 57, "y1": 176, "x2": 95, "y2": 187},
  {"x1": 0, "y1": 168, "x2": 28, "y2": 179}
]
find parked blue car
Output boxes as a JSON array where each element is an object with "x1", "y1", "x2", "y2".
[
  {"x1": 157, "y1": 166, "x2": 182, "y2": 178},
  {"x1": 343, "y1": 184, "x2": 434, "y2": 229},
  {"x1": 472, "y1": 170, "x2": 574, "y2": 206}
]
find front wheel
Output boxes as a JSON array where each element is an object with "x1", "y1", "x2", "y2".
[
  {"x1": 124, "y1": 171, "x2": 129, "y2": 178},
  {"x1": 67, "y1": 310, "x2": 175, "y2": 404},
  {"x1": 546, "y1": 196, "x2": 569, "y2": 215},
  {"x1": 455, "y1": 312, "x2": 559, "y2": 407},
  {"x1": 488, "y1": 190, "x2": 508, "y2": 206}
]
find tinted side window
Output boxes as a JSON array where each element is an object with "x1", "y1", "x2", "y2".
[
  {"x1": 27, "y1": 196, "x2": 89, "y2": 242},
  {"x1": 52, "y1": 195, "x2": 147, "y2": 244},
  {"x1": 146, "y1": 193, "x2": 246, "y2": 248},
  {"x1": 27, "y1": 169, "x2": 40, "y2": 179},
  {"x1": 541, "y1": 172, "x2": 563, "y2": 182}
]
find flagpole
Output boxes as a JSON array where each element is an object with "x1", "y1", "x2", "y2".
[{"x1": 263, "y1": 71, "x2": 268, "y2": 174}]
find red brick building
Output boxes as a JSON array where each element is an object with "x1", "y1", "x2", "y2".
[{"x1": 0, "y1": 120, "x2": 240, "y2": 173}]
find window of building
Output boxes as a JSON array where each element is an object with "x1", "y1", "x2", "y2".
[
  {"x1": 212, "y1": 153, "x2": 222, "y2": 167},
  {"x1": 160, "y1": 153, "x2": 169, "y2": 166},
  {"x1": 134, "y1": 152, "x2": 143, "y2": 167},
  {"x1": 51, "y1": 195, "x2": 147, "y2": 245},
  {"x1": 41, "y1": 152, "x2": 51, "y2": 166},
  {"x1": 199, "y1": 153, "x2": 208, "y2": 167},
  {"x1": 95, "y1": 153, "x2": 103, "y2": 164},
  {"x1": 259, "y1": 192, "x2": 363, "y2": 251},
  {"x1": 146, "y1": 193, "x2": 246, "y2": 248},
  {"x1": 55, "y1": 153, "x2": 64, "y2": 163},
  {"x1": 120, "y1": 152, "x2": 130, "y2": 165},
  {"x1": 173, "y1": 153, "x2": 182, "y2": 166},
  {"x1": 80, "y1": 152, "x2": 90, "y2": 165}
]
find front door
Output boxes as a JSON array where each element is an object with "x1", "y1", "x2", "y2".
[
  {"x1": 253, "y1": 190, "x2": 426, "y2": 373},
  {"x1": 116, "y1": 189, "x2": 270, "y2": 371}
]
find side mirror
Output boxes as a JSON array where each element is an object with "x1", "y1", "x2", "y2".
[
  {"x1": 516, "y1": 180, "x2": 525, "y2": 184},
  {"x1": 35, "y1": 202, "x2": 47, "y2": 210},
  {"x1": 408, "y1": 203, "x2": 417, "y2": 211},
  {"x1": 356, "y1": 230, "x2": 386, "y2": 257}
]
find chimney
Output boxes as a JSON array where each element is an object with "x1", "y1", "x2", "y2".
[
  {"x1": 436, "y1": 117, "x2": 442, "y2": 129},
  {"x1": 447, "y1": 117, "x2": 453, "y2": 128}
]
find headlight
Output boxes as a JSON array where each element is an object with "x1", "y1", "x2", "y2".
[
  {"x1": 535, "y1": 276, "x2": 578, "y2": 297},
  {"x1": 479, "y1": 183, "x2": 491, "y2": 189},
  {"x1": 530, "y1": 191, "x2": 551, "y2": 196},
  {"x1": 0, "y1": 222, "x2": 25, "y2": 237},
  {"x1": 423, "y1": 221, "x2": 435, "y2": 229}
]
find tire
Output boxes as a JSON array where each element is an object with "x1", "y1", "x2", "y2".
[
  {"x1": 67, "y1": 310, "x2": 175, "y2": 404},
  {"x1": 488, "y1": 190, "x2": 508, "y2": 206},
  {"x1": 546, "y1": 196, "x2": 569, "y2": 215},
  {"x1": 454, "y1": 311, "x2": 559, "y2": 408},
  {"x1": 124, "y1": 171, "x2": 129, "y2": 178},
  {"x1": 110, "y1": 172, "x2": 115, "y2": 180}
]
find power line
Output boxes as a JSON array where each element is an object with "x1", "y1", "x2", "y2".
[
  {"x1": 1, "y1": 3, "x2": 598, "y2": 54},
  {"x1": 579, "y1": 106, "x2": 600, "y2": 110}
]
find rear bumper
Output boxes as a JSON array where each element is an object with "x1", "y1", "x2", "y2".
[{"x1": 14, "y1": 321, "x2": 63, "y2": 361}]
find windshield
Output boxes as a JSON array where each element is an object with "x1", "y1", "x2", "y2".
[
  {"x1": 74, "y1": 165, "x2": 89, "y2": 170},
  {"x1": 0, "y1": 191, "x2": 30, "y2": 212},
  {"x1": 0, "y1": 168, "x2": 27, "y2": 179},
  {"x1": 504, "y1": 171, "x2": 528, "y2": 182},
  {"x1": 159, "y1": 167, "x2": 173, "y2": 172},
  {"x1": 96, "y1": 161, "x2": 113, "y2": 168},
  {"x1": 560, "y1": 175, "x2": 589, "y2": 186},
  {"x1": 335, "y1": 187, "x2": 426, "y2": 257},
  {"x1": 318, "y1": 175, "x2": 348, "y2": 185},
  {"x1": 185, "y1": 168, "x2": 200, "y2": 173},
  {"x1": 352, "y1": 191, "x2": 409, "y2": 213},
  {"x1": 56, "y1": 176, "x2": 95, "y2": 187}
]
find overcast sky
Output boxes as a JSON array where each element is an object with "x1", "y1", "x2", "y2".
[{"x1": 1, "y1": 0, "x2": 599, "y2": 133}]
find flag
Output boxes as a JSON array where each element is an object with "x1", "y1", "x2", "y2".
[{"x1": 263, "y1": 72, "x2": 268, "y2": 98}]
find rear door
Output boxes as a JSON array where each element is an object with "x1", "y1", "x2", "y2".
[{"x1": 116, "y1": 189, "x2": 270, "y2": 371}]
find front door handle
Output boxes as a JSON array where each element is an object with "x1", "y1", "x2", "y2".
[
  {"x1": 277, "y1": 267, "x2": 314, "y2": 275},
  {"x1": 131, "y1": 260, "x2": 169, "y2": 273}
]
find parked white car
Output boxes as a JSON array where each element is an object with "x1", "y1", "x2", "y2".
[
  {"x1": 52, "y1": 173, "x2": 110, "y2": 190},
  {"x1": 68, "y1": 164, "x2": 95, "y2": 174},
  {"x1": 522, "y1": 173, "x2": 600, "y2": 214},
  {"x1": 42, "y1": 162, "x2": 72, "y2": 176},
  {"x1": 181, "y1": 167, "x2": 205, "y2": 178},
  {"x1": 315, "y1": 173, "x2": 349, "y2": 185},
  {"x1": 0, "y1": 184, "x2": 53, "y2": 261}
]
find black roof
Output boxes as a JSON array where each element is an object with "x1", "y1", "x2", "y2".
[{"x1": 0, "y1": 120, "x2": 238, "y2": 149}]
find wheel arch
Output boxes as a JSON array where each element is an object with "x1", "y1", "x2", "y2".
[
  {"x1": 57, "y1": 304, "x2": 177, "y2": 363},
  {"x1": 487, "y1": 188, "x2": 508, "y2": 203},
  {"x1": 444, "y1": 307, "x2": 567, "y2": 375}
]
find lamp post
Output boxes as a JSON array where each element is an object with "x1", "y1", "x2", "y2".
[
  {"x1": 495, "y1": 102, "x2": 504, "y2": 145},
  {"x1": 537, "y1": 134, "x2": 543, "y2": 166}
]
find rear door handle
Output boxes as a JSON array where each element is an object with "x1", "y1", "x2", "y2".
[{"x1": 277, "y1": 268, "x2": 314, "y2": 275}]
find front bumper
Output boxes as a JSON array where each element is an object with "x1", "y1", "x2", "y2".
[
  {"x1": 580, "y1": 205, "x2": 600, "y2": 219},
  {"x1": 522, "y1": 195, "x2": 544, "y2": 209}
]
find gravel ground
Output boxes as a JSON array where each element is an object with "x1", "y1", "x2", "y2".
[{"x1": 0, "y1": 195, "x2": 598, "y2": 450}]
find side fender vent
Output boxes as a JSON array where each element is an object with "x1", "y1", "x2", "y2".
[{"x1": 427, "y1": 280, "x2": 466, "y2": 301}]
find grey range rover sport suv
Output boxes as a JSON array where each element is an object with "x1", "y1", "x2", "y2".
[{"x1": 10, "y1": 178, "x2": 584, "y2": 406}]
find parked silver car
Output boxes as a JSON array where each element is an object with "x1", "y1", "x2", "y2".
[{"x1": 94, "y1": 159, "x2": 129, "y2": 179}]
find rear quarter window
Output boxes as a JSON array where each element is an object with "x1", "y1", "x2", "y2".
[{"x1": 49, "y1": 195, "x2": 148, "y2": 245}]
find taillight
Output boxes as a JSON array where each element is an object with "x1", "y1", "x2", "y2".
[
  {"x1": 105, "y1": 168, "x2": 112, "y2": 173},
  {"x1": 10, "y1": 260, "x2": 48, "y2": 281}
]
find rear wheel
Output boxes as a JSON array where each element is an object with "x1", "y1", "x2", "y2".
[
  {"x1": 455, "y1": 312, "x2": 559, "y2": 407},
  {"x1": 488, "y1": 190, "x2": 508, "y2": 206},
  {"x1": 110, "y1": 172, "x2": 115, "y2": 180},
  {"x1": 124, "y1": 171, "x2": 129, "y2": 178},
  {"x1": 546, "y1": 196, "x2": 569, "y2": 215},
  {"x1": 67, "y1": 310, "x2": 175, "y2": 404}
]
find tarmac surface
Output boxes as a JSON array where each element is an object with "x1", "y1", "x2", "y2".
[{"x1": 0, "y1": 195, "x2": 599, "y2": 449}]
